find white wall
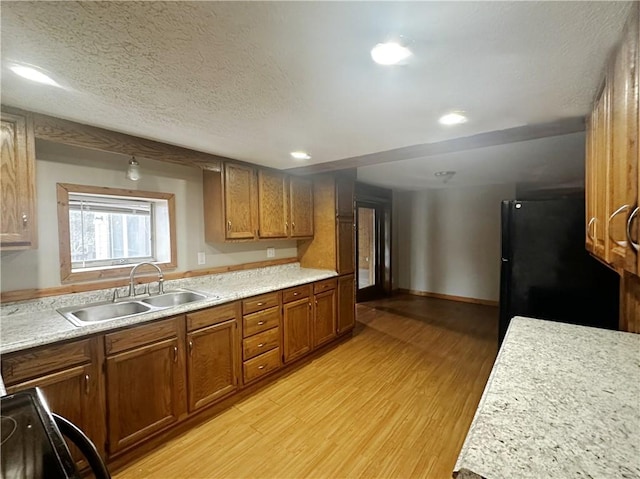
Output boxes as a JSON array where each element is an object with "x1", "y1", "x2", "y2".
[
  {"x1": 394, "y1": 184, "x2": 516, "y2": 302},
  {"x1": 0, "y1": 140, "x2": 297, "y2": 292}
]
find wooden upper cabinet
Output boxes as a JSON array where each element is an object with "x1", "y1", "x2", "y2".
[
  {"x1": 289, "y1": 176, "x2": 314, "y2": 238},
  {"x1": 337, "y1": 217, "x2": 355, "y2": 274},
  {"x1": 336, "y1": 177, "x2": 355, "y2": 218},
  {"x1": 627, "y1": 3, "x2": 640, "y2": 276},
  {"x1": 203, "y1": 163, "x2": 256, "y2": 242},
  {"x1": 1, "y1": 109, "x2": 37, "y2": 250},
  {"x1": 224, "y1": 163, "x2": 257, "y2": 239},
  {"x1": 258, "y1": 169, "x2": 288, "y2": 238}
]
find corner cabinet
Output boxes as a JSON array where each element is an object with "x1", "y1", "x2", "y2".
[
  {"x1": 0, "y1": 108, "x2": 37, "y2": 250},
  {"x1": 1, "y1": 338, "x2": 106, "y2": 470},
  {"x1": 586, "y1": 3, "x2": 639, "y2": 332}
]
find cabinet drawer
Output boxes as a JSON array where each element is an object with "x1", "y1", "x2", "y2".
[
  {"x1": 243, "y1": 348, "x2": 281, "y2": 383},
  {"x1": 243, "y1": 327, "x2": 280, "y2": 360},
  {"x1": 282, "y1": 284, "x2": 311, "y2": 304},
  {"x1": 1, "y1": 339, "x2": 93, "y2": 385},
  {"x1": 105, "y1": 317, "x2": 179, "y2": 355},
  {"x1": 187, "y1": 302, "x2": 238, "y2": 332},
  {"x1": 242, "y1": 292, "x2": 280, "y2": 315},
  {"x1": 313, "y1": 278, "x2": 337, "y2": 294},
  {"x1": 243, "y1": 307, "x2": 280, "y2": 338}
]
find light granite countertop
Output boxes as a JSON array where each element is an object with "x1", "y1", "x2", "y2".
[
  {"x1": 454, "y1": 316, "x2": 640, "y2": 479},
  {"x1": 0, "y1": 263, "x2": 336, "y2": 355}
]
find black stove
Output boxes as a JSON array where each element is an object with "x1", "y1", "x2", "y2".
[{"x1": 1, "y1": 388, "x2": 79, "y2": 479}]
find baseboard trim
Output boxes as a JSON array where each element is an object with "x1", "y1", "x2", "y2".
[{"x1": 394, "y1": 288, "x2": 499, "y2": 307}]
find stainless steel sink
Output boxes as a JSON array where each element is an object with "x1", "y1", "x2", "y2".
[
  {"x1": 57, "y1": 288, "x2": 214, "y2": 327},
  {"x1": 140, "y1": 290, "x2": 208, "y2": 308}
]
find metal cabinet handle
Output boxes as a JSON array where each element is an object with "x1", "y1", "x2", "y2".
[
  {"x1": 227, "y1": 220, "x2": 232, "y2": 231},
  {"x1": 22, "y1": 214, "x2": 28, "y2": 227},
  {"x1": 84, "y1": 374, "x2": 90, "y2": 395},
  {"x1": 292, "y1": 222, "x2": 296, "y2": 230},
  {"x1": 587, "y1": 217, "x2": 596, "y2": 240},
  {"x1": 257, "y1": 320, "x2": 265, "y2": 325},
  {"x1": 258, "y1": 365, "x2": 265, "y2": 370},
  {"x1": 285, "y1": 222, "x2": 288, "y2": 230},
  {"x1": 293, "y1": 292, "x2": 299, "y2": 296},
  {"x1": 626, "y1": 207, "x2": 639, "y2": 252},
  {"x1": 257, "y1": 343, "x2": 265, "y2": 348},
  {"x1": 608, "y1": 204, "x2": 629, "y2": 247},
  {"x1": 257, "y1": 302, "x2": 265, "y2": 306},
  {"x1": 189, "y1": 341, "x2": 193, "y2": 356},
  {"x1": 173, "y1": 346, "x2": 178, "y2": 363}
]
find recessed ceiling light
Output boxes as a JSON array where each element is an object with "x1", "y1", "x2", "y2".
[
  {"x1": 371, "y1": 42, "x2": 412, "y2": 66},
  {"x1": 290, "y1": 151, "x2": 311, "y2": 160},
  {"x1": 434, "y1": 171, "x2": 456, "y2": 183},
  {"x1": 9, "y1": 64, "x2": 61, "y2": 87},
  {"x1": 439, "y1": 112, "x2": 468, "y2": 125}
]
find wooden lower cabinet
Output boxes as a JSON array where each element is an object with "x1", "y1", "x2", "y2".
[
  {"x1": 314, "y1": 288, "x2": 337, "y2": 347},
  {"x1": 337, "y1": 274, "x2": 356, "y2": 334},
  {"x1": 187, "y1": 319, "x2": 238, "y2": 412},
  {"x1": 621, "y1": 272, "x2": 640, "y2": 333},
  {"x1": 1, "y1": 337, "x2": 105, "y2": 470},
  {"x1": 283, "y1": 297, "x2": 312, "y2": 363},
  {"x1": 105, "y1": 318, "x2": 186, "y2": 454}
]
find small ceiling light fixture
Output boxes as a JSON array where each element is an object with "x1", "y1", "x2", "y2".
[
  {"x1": 9, "y1": 64, "x2": 61, "y2": 87},
  {"x1": 434, "y1": 170, "x2": 456, "y2": 183},
  {"x1": 126, "y1": 157, "x2": 140, "y2": 181},
  {"x1": 371, "y1": 42, "x2": 412, "y2": 66},
  {"x1": 290, "y1": 151, "x2": 311, "y2": 160},
  {"x1": 439, "y1": 112, "x2": 468, "y2": 126}
]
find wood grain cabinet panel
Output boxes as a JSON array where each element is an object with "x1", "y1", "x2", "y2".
[
  {"x1": 105, "y1": 318, "x2": 186, "y2": 454},
  {"x1": 224, "y1": 163, "x2": 256, "y2": 239},
  {"x1": 258, "y1": 169, "x2": 288, "y2": 238},
  {"x1": 187, "y1": 319, "x2": 238, "y2": 412},
  {"x1": 282, "y1": 297, "x2": 312, "y2": 363},
  {"x1": 243, "y1": 348, "x2": 281, "y2": 383},
  {"x1": 0, "y1": 109, "x2": 37, "y2": 249},
  {"x1": 290, "y1": 176, "x2": 313, "y2": 238},
  {"x1": 313, "y1": 288, "x2": 337, "y2": 348},
  {"x1": 337, "y1": 217, "x2": 355, "y2": 275},
  {"x1": 2, "y1": 337, "x2": 106, "y2": 469},
  {"x1": 337, "y1": 274, "x2": 355, "y2": 334}
]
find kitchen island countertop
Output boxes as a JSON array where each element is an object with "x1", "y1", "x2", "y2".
[
  {"x1": 0, "y1": 263, "x2": 336, "y2": 354},
  {"x1": 454, "y1": 316, "x2": 640, "y2": 479}
]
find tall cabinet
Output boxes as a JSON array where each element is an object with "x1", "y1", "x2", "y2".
[{"x1": 586, "y1": 3, "x2": 639, "y2": 332}]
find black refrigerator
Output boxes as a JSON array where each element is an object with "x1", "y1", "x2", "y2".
[{"x1": 499, "y1": 198, "x2": 619, "y2": 344}]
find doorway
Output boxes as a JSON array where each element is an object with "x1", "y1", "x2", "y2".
[{"x1": 355, "y1": 190, "x2": 391, "y2": 302}]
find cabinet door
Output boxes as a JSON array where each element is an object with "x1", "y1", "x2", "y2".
[
  {"x1": 289, "y1": 176, "x2": 314, "y2": 237},
  {"x1": 257, "y1": 170, "x2": 288, "y2": 238},
  {"x1": 187, "y1": 320, "x2": 238, "y2": 412},
  {"x1": 337, "y1": 274, "x2": 355, "y2": 334},
  {"x1": 0, "y1": 111, "x2": 36, "y2": 249},
  {"x1": 592, "y1": 86, "x2": 610, "y2": 262},
  {"x1": 608, "y1": 14, "x2": 638, "y2": 272},
  {"x1": 336, "y1": 177, "x2": 354, "y2": 218},
  {"x1": 627, "y1": 4, "x2": 640, "y2": 275},
  {"x1": 313, "y1": 289, "x2": 337, "y2": 348},
  {"x1": 106, "y1": 337, "x2": 186, "y2": 453},
  {"x1": 224, "y1": 163, "x2": 256, "y2": 239},
  {"x1": 336, "y1": 217, "x2": 355, "y2": 274},
  {"x1": 6, "y1": 362, "x2": 105, "y2": 469},
  {"x1": 283, "y1": 298, "x2": 312, "y2": 363},
  {"x1": 586, "y1": 115, "x2": 597, "y2": 255}
]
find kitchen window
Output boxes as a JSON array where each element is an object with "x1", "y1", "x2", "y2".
[{"x1": 57, "y1": 184, "x2": 176, "y2": 282}]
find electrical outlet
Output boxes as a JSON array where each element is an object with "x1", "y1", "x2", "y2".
[
  {"x1": 197, "y1": 252, "x2": 206, "y2": 265},
  {"x1": 266, "y1": 247, "x2": 275, "y2": 258}
]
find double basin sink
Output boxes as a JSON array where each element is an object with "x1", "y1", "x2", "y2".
[{"x1": 58, "y1": 289, "x2": 215, "y2": 327}]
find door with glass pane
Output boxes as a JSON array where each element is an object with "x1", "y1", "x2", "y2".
[{"x1": 356, "y1": 203, "x2": 385, "y2": 301}]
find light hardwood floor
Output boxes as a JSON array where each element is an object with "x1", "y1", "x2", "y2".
[{"x1": 113, "y1": 294, "x2": 498, "y2": 479}]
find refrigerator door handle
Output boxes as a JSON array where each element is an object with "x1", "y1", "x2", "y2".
[
  {"x1": 608, "y1": 204, "x2": 629, "y2": 247},
  {"x1": 626, "y1": 206, "x2": 639, "y2": 252}
]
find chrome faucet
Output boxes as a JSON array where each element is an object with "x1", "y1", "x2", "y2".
[{"x1": 128, "y1": 262, "x2": 164, "y2": 297}]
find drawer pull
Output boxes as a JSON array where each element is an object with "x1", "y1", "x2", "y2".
[
  {"x1": 293, "y1": 292, "x2": 299, "y2": 296},
  {"x1": 258, "y1": 343, "x2": 265, "y2": 348},
  {"x1": 257, "y1": 302, "x2": 265, "y2": 306},
  {"x1": 257, "y1": 320, "x2": 265, "y2": 325},
  {"x1": 258, "y1": 365, "x2": 265, "y2": 370}
]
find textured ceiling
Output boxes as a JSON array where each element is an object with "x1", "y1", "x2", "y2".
[{"x1": 0, "y1": 1, "x2": 632, "y2": 183}]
